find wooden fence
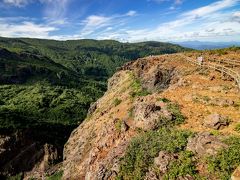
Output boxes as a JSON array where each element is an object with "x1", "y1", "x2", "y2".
[{"x1": 181, "y1": 55, "x2": 240, "y2": 89}]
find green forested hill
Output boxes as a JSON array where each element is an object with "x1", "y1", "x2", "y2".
[
  {"x1": 0, "y1": 48, "x2": 105, "y2": 129},
  {"x1": 0, "y1": 37, "x2": 189, "y2": 80},
  {"x1": 0, "y1": 37, "x2": 189, "y2": 130}
]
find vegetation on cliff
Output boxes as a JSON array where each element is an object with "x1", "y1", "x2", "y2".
[{"x1": 0, "y1": 37, "x2": 188, "y2": 130}]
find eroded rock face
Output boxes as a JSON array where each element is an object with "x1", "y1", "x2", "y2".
[
  {"x1": 0, "y1": 131, "x2": 60, "y2": 178},
  {"x1": 203, "y1": 114, "x2": 229, "y2": 130},
  {"x1": 63, "y1": 68, "x2": 178, "y2": 179},
  {"x1": 120, "y1": 58, "x2": 179, "y2": 92},
  {"x1": 186, "y1": 132, "x2": 227, "y2": 157},
  {"x1": 0, "y1": 125, "x2": 73, "y2": 179}
]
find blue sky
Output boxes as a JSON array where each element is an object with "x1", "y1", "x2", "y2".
[{"x1": 0, "y1": 0, "x2": 240, "y2": 42}]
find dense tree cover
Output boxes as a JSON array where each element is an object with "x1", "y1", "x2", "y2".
[
  {"x1": 0, "y1": 37, "x2": 189, "y2": 130},
  {"x1": 0, "y1": 37, "x2": 190, "y2": 80},
  {"x1": 0, "y1": 84, "x2": 104, "y2": 130}
]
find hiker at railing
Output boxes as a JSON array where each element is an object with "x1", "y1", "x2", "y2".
[{"x1": 197, "y1": 56, "x2": 204, "y2": 65}]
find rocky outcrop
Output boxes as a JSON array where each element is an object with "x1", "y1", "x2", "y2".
[
  {"x1": 63, "y1": 119, "x2": 132, "y2": 179},
  {"x1": 62, "y1": 66, "x2": 179, "y2": 179},
  {"x1": 63, "y1": 53, "x2": 240, "y2": 179},
  {"x1": 186, "y1": 132, "x2": 227, "y2": 157},
  {"x1": 133, "y1": 98, "x2": 172, "y2": 130},
  {"x1": 141, "y1": 67, "x2": 177, "y2": 92},
  {"x1": 120, "y1": 58, "x2": 179, "y2": 92},
  {"x1": 203, "y1": 114, "x2": 230, "y2": 130}
]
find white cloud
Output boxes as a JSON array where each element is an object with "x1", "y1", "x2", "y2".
[
  {"x1": 126, "y1": 10, "x2": 137, "y2": 17},
  {"x1": 82, "y1": 15, "x2": 111, "y2": 27},
  {"x1": 97, "y1": 0, "x2": 240, "y2": 42},
  {"x1": 0, "y1": 0, "x2": 239, "y2": 42},
  {"x1": 2, "y1": 0, "x2": 72, "y2": 21},
  {"x1": 183, "y1": 0, "x2": 238, "y2": 17},
  {"x1": 174, "y1": 0, "x2": 182, "y2": 5},
  {"x1": 79, "y1": 15, "x2": 111, "y2": 36},
  {"x1": 0, "y1": 20, "x2": 57, "y2": 38},
  {"x1": 3, "y1": 0, "x2": 30, "y2": 7},
  {"x1": 79, "y1": 11, "x2": 138, "y2": 38},
  {"x1": 40, "y1": 0, "x2": 71, "y2": 19},
  {"x1": 233, "y1": 11, "x2": 240, "y2": 17}
]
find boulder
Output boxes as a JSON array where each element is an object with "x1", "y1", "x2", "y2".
[
  {"x1": 121, "y1": 121, "x2": 129, "y2": 133},
  {"x1": 133, "y1": 98, "x2": 174, "y2": 131},
  {"x1": 209, "y1": 98, "x2": 234, "y2": 107},
  {"x1": 145, "y1": 151, "x2": 178, "y2": 180},
  {"x1": 141, "y1": 67, "x2": 177, "y2": 92},
  {"x1": 88, "y1": 101, "x2": 98, "y2": 116},
  {"x1": 133, "y1": 103, "x2": 162, "y2": 130},
  {"x1": 144, "y1": 169, "x2": 159, "y2": 180},
  {"x1": 203, "y1": 113, "x2": 229, "y2": 130},
  {"x1": 186, "y1": 132, "x2": 227, "y2": 157},
  {"x1": 154, "y1": 151, "x2": 177, "y2": 173}
]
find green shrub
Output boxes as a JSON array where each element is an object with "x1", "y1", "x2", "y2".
[
  {"x1": 208, "y1": 136, "x2": 240, "y2": 180},
  {"x1": 129, "y1": 74, "x2": 150, "y2": 98},
  {"x1": 117, "y1": 128, "x2": 192, "y2": 180},
  {"x1": 47, "y1": 170, "x2": 63, "y2": 180},
  {"x1": 157, "y1": 97, "x2": 171, "y2": 103},
  {"x1": 164, "y1": 151, "x2": 198, "y2": 180},
  {"x1": 167, "y1": 103, "x2": 185, "y2": 125},
  {"x1": 130, "y1": 89, "x2": 150, "y2": 98},
  {"x1": 6, "y1": 173, "x2": 23, "y2": 180},
  {"x1": 113, "y1": 98, "x2": 122, "y2": 107}
]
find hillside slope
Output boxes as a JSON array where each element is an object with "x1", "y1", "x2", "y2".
[
  {"x1": 0, "y1": 38, "x2": 189, "y2": 179},
  {"x1": 63, "y1": 49, "x2": 240, "y2": 180}
]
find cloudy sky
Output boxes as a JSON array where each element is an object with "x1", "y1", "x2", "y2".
[{"x1": 0, "y1": 0, "x2": 240, "y2": 42}]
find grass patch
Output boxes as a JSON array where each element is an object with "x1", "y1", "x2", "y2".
[
  {"x1": 115, "y1": 119, "x2": 122, "y2": 133},
  {"x1": 113, "y1": 98, "x2": 122, "y2": 107},
  {"x1": 117, "y1": 128, "x2": 192, "y2": 180},
  {"x1": 234, "y1": 124, "x2": 240, "y2": 133},
  {"x1": 208, "y1": 136, "x2": 240, "y2": 180},
  {"x1": 128, "y1": 107, "x2": 134, "y2": 118},
  {"x1": 210, "y1": 130, "x2": 221, "y2": 136},
  {"x1": 47, "y1": 170, "x2": 63, "y2": 180},
  {"x1": 157, "y1": 97, "x2": 171, "y2": 103},
  {"x1": 129, "y1": 73, "x2": 150, "y2": 98}
]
